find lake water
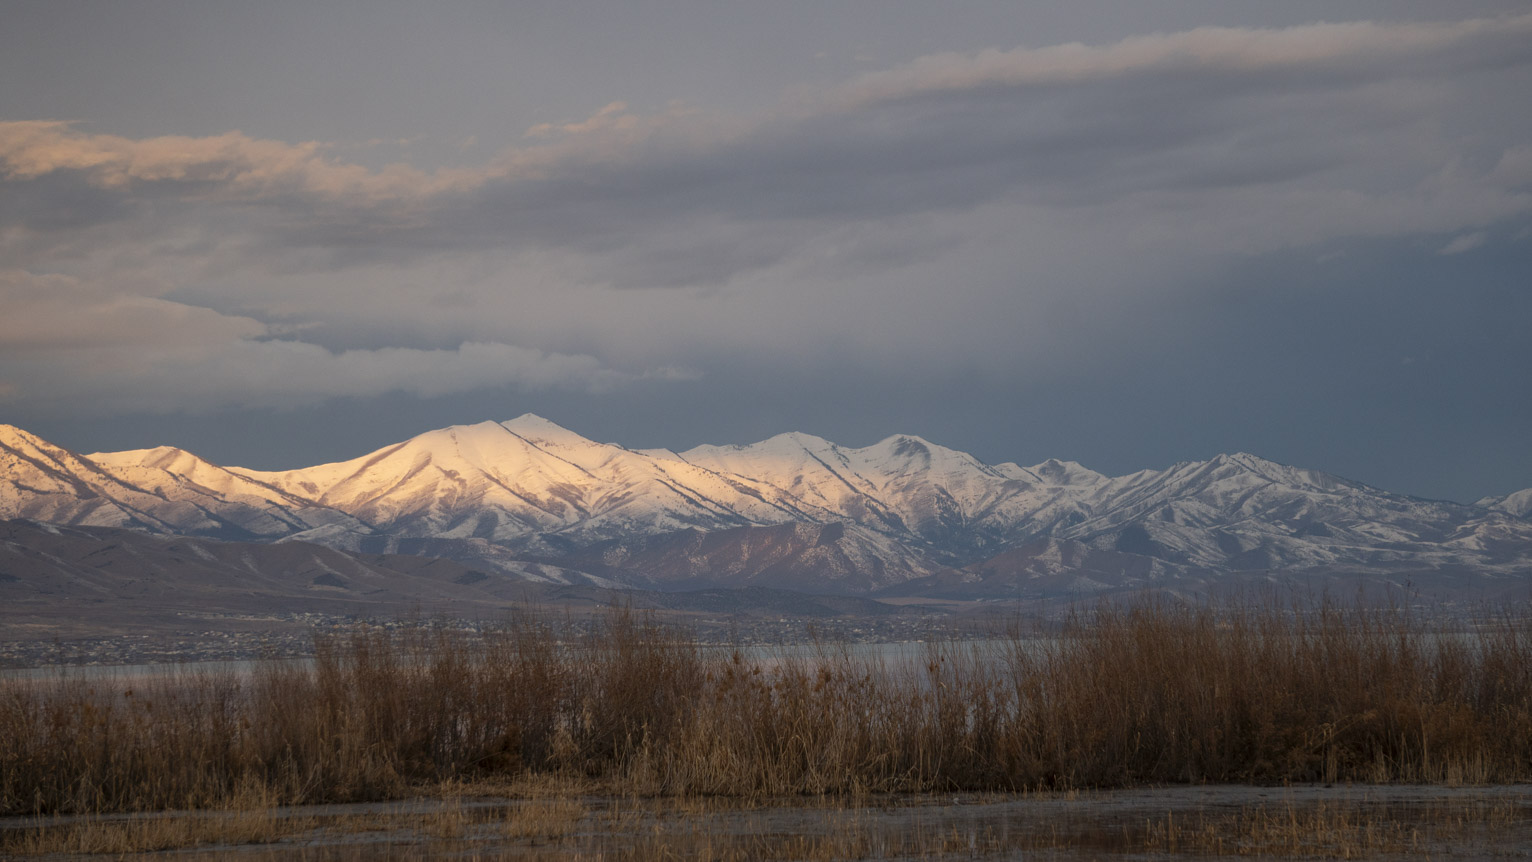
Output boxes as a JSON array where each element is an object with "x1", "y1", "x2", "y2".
[{"x1": 0, "y1": 639, "x2": 1029, "y2": 682}]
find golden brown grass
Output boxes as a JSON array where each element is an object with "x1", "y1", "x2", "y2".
[
  {"x1": 3, "y1": 601, "x2": 1531, "y2": 819},
  {"x1": 2, "y1": 782, "x2": 317, "y2": 856},
  {"x1": 6, "y1": 811, "x2": 303, "y2": 856},
  {"x1": 499, "y1": 798, "x2": 586, "y2": 840},
  {"x1": 1139, "y1": 796, "x2": 1521, "y2": 857}
]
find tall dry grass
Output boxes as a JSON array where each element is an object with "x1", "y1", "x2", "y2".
[{"x1": 3, "y1": 602, "x2": 1530, "y2": 816}]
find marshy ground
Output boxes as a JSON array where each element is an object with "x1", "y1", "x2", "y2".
[
  {"x1": 4, "y1": 601, "x2": 1531, "y2": 858},
  {"x1": 5, "y1": 783, "x2": 1529, "y2": 859}
]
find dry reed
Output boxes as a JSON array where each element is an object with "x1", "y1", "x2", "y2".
[
  {"x1": 1139, "y1": 795, "x2": 1522, "y2": 857},
  {"x1": 3, "y1": 601, "x2": 1530, "y2": 818}
]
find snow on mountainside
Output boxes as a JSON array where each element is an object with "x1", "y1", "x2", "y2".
[
  {"x1": 0, "y1": 424, "x2": 369, "y2": 543},
  {"x1": 1048, "y1": 452, "x2": 1485, "y2": 572},
  {"x1": 679, "y1": 433, "x2": 1102, "y2": 560},
  {"x1": 88, "y1": 445, "x2": 369, "y2": 542},
  {"x1": 0, "y1": 425, "x2": 315, "y2": 539},
  {"x1": 232, "y1": 416, "x2": 833, "y2": 550},
  {"x1": 0, "y1": 424, "x2": 170, "y2": 530},
  {"x1": 1478, "y1": 488, "x2": 1532, "y2": 520},
  {"x1": 4, "y1": 418, "x2": 1530, "y2": 596},
  {"x1": 563, "y1": 521, "x2": 942, "y2": 595}
]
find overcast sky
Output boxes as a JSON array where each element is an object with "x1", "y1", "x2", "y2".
[{"x1": 2, "y1": 1, "x2": 1529, "y2": 502}]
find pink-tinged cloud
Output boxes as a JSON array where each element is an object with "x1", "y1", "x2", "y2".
[{"x1": 0, "y1": 121, "x2": 483, "y2": 203}]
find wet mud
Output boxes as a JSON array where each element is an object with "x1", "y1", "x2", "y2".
[{"x1": 6, "y1": 783, "x2": 1528, "y2": 860}]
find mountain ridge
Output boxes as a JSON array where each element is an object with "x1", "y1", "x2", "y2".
[{"x1": 3, "y1": 417, "x2": 1529, "y2": 600}]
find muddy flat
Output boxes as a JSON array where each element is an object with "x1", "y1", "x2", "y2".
[{"x1": 6, "y1": 783, "x2": 1528, "y2": 860}]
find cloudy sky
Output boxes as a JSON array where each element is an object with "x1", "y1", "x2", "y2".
[{"x1": 3, "y1": 0, "x2": 1530, "y2": 502}]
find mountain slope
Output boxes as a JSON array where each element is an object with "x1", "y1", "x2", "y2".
[
  {"x1": 558, "y1": 521, "x2": 942, "y2": 594},
  {"x1": 1, "y1": 424, "x2": 157, "y2": 529},
  {"x1": 1051, "y1": 453, "x2": 1488, "y2": 571},
  {"x1": 0, "y1": 425, "x2": 259, "y2": 537},
  {"x1": 88, "y1": 445, "x2": 369, "y2": 542},
  {"x1": 0, "y1": 518, "x2": 550, "y2": 617},
  {"x1": 1478, "y1": 488, "x2": 1532, "y2": 520},
  {"x1": 233, "y1": 416, "x2": 833, "y2": 550},
  {"x1": 6, "y1": 418, "x2": 1529, "y2": 599},
  {"x1": 679, "y1": 433, "x2": 1103, "y2": 559}
]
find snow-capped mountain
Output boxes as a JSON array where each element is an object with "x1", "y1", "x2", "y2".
[
  {"x1": 1, "y1": 424, "x2": 161, "y2": 529},
  {"x1": 88, "y1": 444, "x2": 368, "y2": 543},
  {"x1": 3, "y1": 417, "x2": 1529, "y2": 598},
  {"x1": 1478, "y1": 488, "x2": 1532, "y2": 520},
  {"x1": 678, "y1": 432, "x2": 1086, "y2": 559},
  {"x1": 1, "y1": 424, "x2": 361, "y2": 541},
  {"x1": 1045, "y1": 452, "x2": 1488, "y2": 571},
  {"x1": 232, "y1": 416, "x2": 833, "y2": 551}
]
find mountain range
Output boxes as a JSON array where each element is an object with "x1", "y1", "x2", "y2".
[{"x1": 3, "y1": 416, "x2": 1531, "y2": 606}]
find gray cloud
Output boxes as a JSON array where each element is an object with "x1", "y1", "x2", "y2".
[
  {"x1": 2, "y1": 12, "x2": 1531, "y2": 420},
  {"x1": 1438, "y1": 232, "x2": 1487, "y2": 255},
  {"x1": 0, "y1": 269, "x2": 645, "y2": 414},
  {"x1": 5, "y1": 13, "x2": 1530, "y2": 281},
  {"x1": 830, "y1": 14, "x2": 1532, "y2": 102},
  {"x1": 2, "y1": 335, "x2": 639, "y2": 416}
]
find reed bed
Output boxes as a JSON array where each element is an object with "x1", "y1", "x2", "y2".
[{"x1": 3, "y1": 602, "x2": 1530, "y2": 816}]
